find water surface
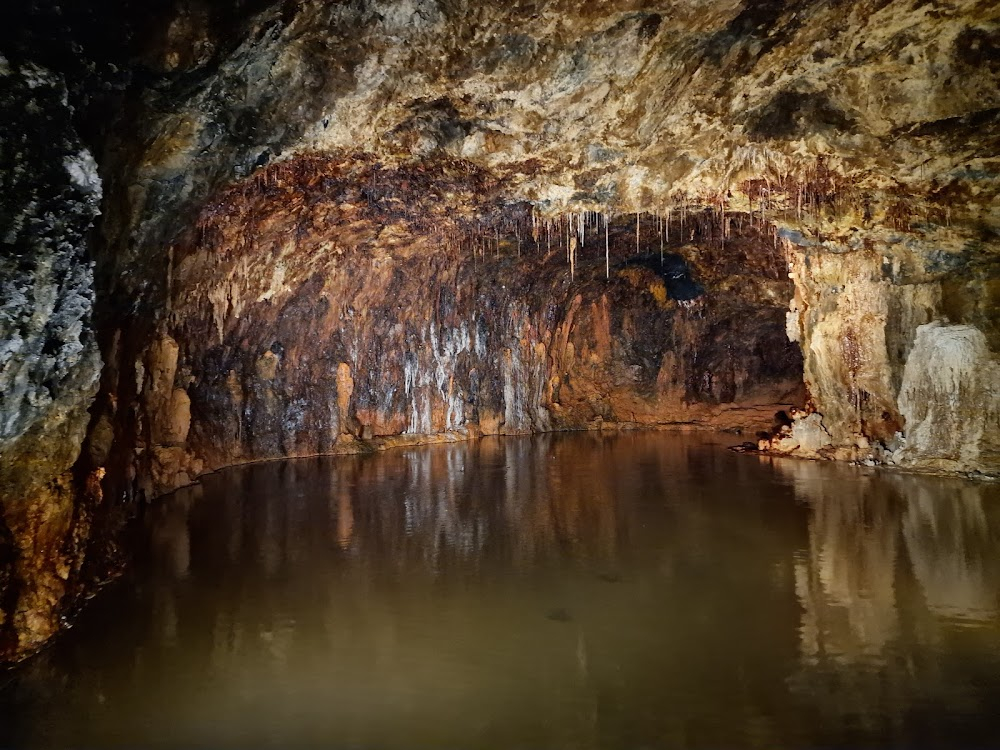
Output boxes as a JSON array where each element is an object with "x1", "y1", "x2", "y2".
[{"x1": 2, "y1": 433, "x2": 999, "y2": 748}]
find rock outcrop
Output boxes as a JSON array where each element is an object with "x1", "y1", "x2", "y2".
[
  {"x1": 0, "y1": 57, "x2": 104, "y2": 659},
  {"x1": 765, "y1": 230, "x2": 999, "y2": 471}
]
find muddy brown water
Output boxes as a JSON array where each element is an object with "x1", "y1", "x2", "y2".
[{"x1": 2, "y1": 432, "x2": 999, "y2": 748}]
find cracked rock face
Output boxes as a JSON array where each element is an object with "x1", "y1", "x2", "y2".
[
  {"x1": 1, "y1": 0, "x2": 999, "y2": 662},
  {"x1": 0, "y1": 57, "x2": 103, "y2": 660}
]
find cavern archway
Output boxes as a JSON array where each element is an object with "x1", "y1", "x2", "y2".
[{"x1": 136, "y1": 154, "x2": 804, "y2": 495}]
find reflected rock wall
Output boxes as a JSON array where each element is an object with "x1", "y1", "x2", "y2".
[
  {"x1": 9, "y1": 435, "x2": 1000, "y2": 746},
  {"x1": 780, "y1": 457, "x2": 1000, "y2": 727},
  {"x1": 5, "y1": 434, "x2": 813, "y2": 748}
]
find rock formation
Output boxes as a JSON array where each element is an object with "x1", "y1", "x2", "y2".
[
  {"x1": 1, "y1": 53, "x2": 104, "y2": 659},
  {"x1": 1, "y1": 0, "x2": 997, "y2": 660}
]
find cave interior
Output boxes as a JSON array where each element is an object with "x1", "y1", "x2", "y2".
[{"x1": 1, "y1": 0, "x2": 998, "y2": 664}]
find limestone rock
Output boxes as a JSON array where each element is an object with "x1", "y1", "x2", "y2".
[{"x1": 895, "y1": 322, "x2": 1000, "y2": 473}]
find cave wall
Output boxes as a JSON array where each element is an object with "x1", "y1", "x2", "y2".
[
  {"x1": 0, "y1": 57, "x2": 109, "y2": 659},
  {"x1": 110, "y1": 0, "x2": 998, "y2": 475},
  {"x1": 140, "y1": 155, "x2": 801, "y2": 495},
  {"x1": 769, "y1": 225, "x2": 1000, "y2": 472}
]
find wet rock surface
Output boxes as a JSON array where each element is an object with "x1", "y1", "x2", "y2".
[
  {"x1": 764, "y1": 230, "x2": 1000, "y2": 470},
  {"x1": 152, "y1": 155, "x2": 801, "y2": 489}
]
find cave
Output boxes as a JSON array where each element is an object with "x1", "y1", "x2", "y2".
[{"x1": 2, "y1": 0, "x2": 1000, "y2": 745}]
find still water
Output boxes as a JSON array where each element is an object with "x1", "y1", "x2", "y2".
[{"x1": 2, "y1": 433, "x2": 1000, "y2": 748}]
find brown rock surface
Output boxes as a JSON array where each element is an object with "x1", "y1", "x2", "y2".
[{"x1": 156, "y1": 155, "x2": 801, "y2": 485}]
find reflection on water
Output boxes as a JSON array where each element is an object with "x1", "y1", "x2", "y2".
[
  {"x1": 787, "y1": 460, "x2": 999, "y2": 662},
  {"x1": 778, "y1": 458, "x2": 1000, "y2": 736},
  {"x1": 2, "y1": 433, "x2": 999, "y2": 748}
]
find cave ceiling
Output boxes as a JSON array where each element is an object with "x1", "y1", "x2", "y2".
[{"x1": 90, "y1": 0, "x2": 995, "y2": 262}]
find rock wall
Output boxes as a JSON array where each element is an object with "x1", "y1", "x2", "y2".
[
  {"x1": 138, "y1": 154, "x2": 801, "y2": 495},
  {"x1": 766, "y1": 229, "x2": 1000, "y2": 475},
  {"x1": 0, "y1": 58, "x2": 105, "y2": 659}
]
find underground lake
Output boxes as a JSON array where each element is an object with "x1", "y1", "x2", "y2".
[{"x1": 2, "y1": 432, "x2": 998, "y2": 749}]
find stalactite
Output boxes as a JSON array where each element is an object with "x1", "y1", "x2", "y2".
[
  {"x1": 658, "y1": 208, "x2": 664, "y2": 264},
  {"x1": 565, "y1": 214, "x2": 571, "y2": 265},
  {"x1": 720, "y1": 194, "x2": 728, "y2": 241},
  {"x1": 635, "y1": 211, "x2": 640, "y2": 255},
  {"x1": 604, "y1": 211, "x2": 610, "y2": 280}
]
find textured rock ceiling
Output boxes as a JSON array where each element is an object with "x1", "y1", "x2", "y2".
[{"x1": 129, "y1": 0, "x2": 1000, "y2": 246}]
